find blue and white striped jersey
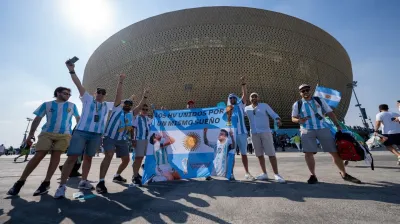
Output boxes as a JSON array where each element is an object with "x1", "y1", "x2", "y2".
[{"x1": 34, "y1": 101, "x2": 79, "y2": 134}]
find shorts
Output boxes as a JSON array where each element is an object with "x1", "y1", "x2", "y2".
[
  {"x1": 251, "y1": 132, "x2": 276, "y2": 157},
  {"x1": 236, "y1": 134, "x2": 248, "y2": 155},
  {"x1": 382, "y1": 133, "x2": 400, "y2": 146},
  {"x1": 67, "y1": 130, "x2": 102, "y2": 157},
  {"x1": 20, "y1": 149, "x2": 30, "y2": 156},
  {"x1": 35, "y1": 132, "x2": 72, "y2": 152},
  {"x1": 301, "y1": 128, "x2": 337, "y2": 153},
  {"x1": 103, "y1": 136, "x2": 129, "y2": 158},
  {"x1": 135, "y1": 139, "x2": 148, "y2": 157}
]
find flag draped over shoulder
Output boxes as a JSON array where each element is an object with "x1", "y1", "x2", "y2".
[{"x1": 314, "y1": 86, "x2": 341, "y2": 108}]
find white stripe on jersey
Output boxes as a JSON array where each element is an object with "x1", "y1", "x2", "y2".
[
  {"x1": 76, "y1": 92, "x2": 112, "y2": 134},
  {"x1": 133, "y1": 115, "x2": 151, "y2": 140},
  {"x1": 233, "y1": 102, "x2": 248, "y2": 135},
  {"x1": 104, "y1": 106, "x2": 133, "y2": 140}
]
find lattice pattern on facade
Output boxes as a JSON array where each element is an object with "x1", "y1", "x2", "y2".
[{"x1": 83, "y1": 7, "x2": 353, "y2": 128}]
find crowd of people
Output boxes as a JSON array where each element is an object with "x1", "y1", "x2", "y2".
[{"x1": 5, "y1": 60, "x2": 400, "y2": 199}]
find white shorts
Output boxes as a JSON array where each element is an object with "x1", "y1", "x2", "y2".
[{"x1": 251, "y1": 132, "x2": 276, "y2": 157}]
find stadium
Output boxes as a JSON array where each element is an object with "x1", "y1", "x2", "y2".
[{"x1": 82, "y1": 6, "x2": 353, "y2": 128}]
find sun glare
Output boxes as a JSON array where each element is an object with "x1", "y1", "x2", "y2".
[{"x1": 60, "y1": 0, "x2": 114, "y2": 36}]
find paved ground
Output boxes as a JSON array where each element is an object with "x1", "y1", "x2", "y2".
[{"x1": 0, "y1": 149, "x2": 399, "y2": 224}]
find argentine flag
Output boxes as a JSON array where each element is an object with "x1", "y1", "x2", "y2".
[{"x1": 314, "y1": 86, "x2": 341, "y2": 108}]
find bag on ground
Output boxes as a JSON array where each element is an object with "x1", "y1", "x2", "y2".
[{"x1": 335, "y1": 131, "x2": 374, "y2": 170}]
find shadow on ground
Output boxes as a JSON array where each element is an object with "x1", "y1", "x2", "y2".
[{"x1": 4, "y1": 179, "x2": 400, "y2": 223}]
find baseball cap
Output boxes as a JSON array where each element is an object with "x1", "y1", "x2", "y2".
[
  {"x1": 298, "y1": 84, "x2": 311, "y2": 90},
  {"x1": 123, "y1": 99, "x2": 133, "y2": 105},
  {"x1": 249, "y1": 92, "x2": 259, "y2": 97}
]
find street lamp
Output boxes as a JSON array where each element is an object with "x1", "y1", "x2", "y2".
[
  {"x1": 347, "y1": 81, "x2": 369, "y2": 129},
  {"x1": 22, "y1": 117, "x2": 33, "y2": 144}
]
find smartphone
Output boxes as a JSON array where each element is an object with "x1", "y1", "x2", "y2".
[{"x1": 66, "y1": 56, "x2": 79, "y2": 65}]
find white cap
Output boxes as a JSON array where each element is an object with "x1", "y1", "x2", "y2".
[{"x1": 298, "y1": 84, "x2": 311, "y2": 90}]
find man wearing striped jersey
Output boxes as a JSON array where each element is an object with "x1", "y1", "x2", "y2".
[
  {"x1": 8, "y1": 87, "x2": 80, "y2": 196},
  {"x1": 55, "y1": 63, "x2": 123, "y2": 199},
  {"x1": 95, "y1": 83, "x2": 135, "y2": 194},
  {"x1": 227, "y1": 75, "x2": 255, "y2": 181},
  {"x1": 292, "y1": 84, "x2": 361, "y2": 184},
  {"x1": 131, "y1": 103, "x2": 153, "y2": 186},
  {"x1": 147, "y1": 132, "x2": 176, "y2": 182},
  {"x1": 203, "y1": 128, "x2": 235, "y2": 177}
]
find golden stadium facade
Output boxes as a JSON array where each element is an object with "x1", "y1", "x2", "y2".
[{"x1": 83, "y1": 6, "x2": 352, "y2": 128}]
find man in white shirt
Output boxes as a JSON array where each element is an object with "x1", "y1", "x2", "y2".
[
  {"x1": 244, "y1": 93, "x2": 285, "y2": 183},
  {"x1": 374, "y1": 104, "x2": 400, "y2": 165},
  {"x1": 55, "y1": 62, "x2": 124, "y2": 199},
  {"x1": 292, "y1": 84, "x2": 361, "y2": 184}
]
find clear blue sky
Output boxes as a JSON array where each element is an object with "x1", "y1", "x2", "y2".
[{"x1": 1, "y1": 0, "x2": 399, "y2": 147}]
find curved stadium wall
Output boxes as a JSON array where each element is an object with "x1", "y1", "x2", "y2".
[{"x1": 83, "y1": 6, "x2": 353, "y2": 128}]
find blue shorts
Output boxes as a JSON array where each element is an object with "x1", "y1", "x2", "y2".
[
  {"x1": 67, "y1": 130, "x2": 102, "y2": 157},
  {"x1": 103, "y1": 136, "x2": 130, "y2": 158},
  {"x1": 236, "y1": 134, "x2": 248, "y2": 155}
]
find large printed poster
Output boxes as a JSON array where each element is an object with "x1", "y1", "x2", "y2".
[{"x1": 142, "y1": 107, "x2": 237, "y2": 184}]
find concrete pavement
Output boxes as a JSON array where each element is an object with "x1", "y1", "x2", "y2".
[{"x1": 0, "y1": 150, "x2": 399, "y2": 224}]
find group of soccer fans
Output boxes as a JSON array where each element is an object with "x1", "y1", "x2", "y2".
[{"x1": 8, "y1": 60, "x2": 400, "y2": 199}]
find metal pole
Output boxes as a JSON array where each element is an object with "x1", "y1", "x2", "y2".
[
  {"x1": 22, "y1": 118, "x2": 33, "y2": 144},
  {"x1": 348, "y1": 82, "x2": 369, "y2": 129}
]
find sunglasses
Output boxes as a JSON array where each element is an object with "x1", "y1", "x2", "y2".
[
  {"x1": 142, "y1": 108, "x2": 149, "y2": 111},
  {"x1": 300, "y1": 89, "x2": 310, "y2": 93},
  {"x1": 251, "y1": 95, "x2": 258, "y2": 98},
  {"x1": 61, "y1": 92, "x2": 71, "y2": 96},
  {"x1": 124, "y1": 102, "x2": 133, "y2": 106},
  {"x1": 229, "y1": 97, "x2": 236, "y2": 100}
]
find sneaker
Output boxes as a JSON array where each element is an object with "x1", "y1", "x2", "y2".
[
  {"x1": 7, "y1": 180, "x2": 25, "y2": 196},
  {"x1": 33, "y1": 181, "x2": 50, "y2": 196},
  {"x1": 78, "y1": 180, "x2": 95, "y2": 190},
  {"x1": 54, "y1": 185, "x2": 66, "y2": 199},
  {"x1": 274, "y1": 174, "x2": 286, "y2": 183},
  {"x1": 58, "y1": 165, "x2": 63, "y2": 172},
  {"x1": 205, "y1": 176, "x2": 213, "y2": 181},
  {"x1": 96, "y1": 181, "x2": 108, "y2": 194},
  {"x1": 255, "y1": 173, "x2": 268, "y2": 180},
  {"x1": 244, "y1": 173, "x2": 255, "y2": 181},
  {"x1": 113, "y1": 175, "x2": 127, "y2": 183},
  {"x1": 229, "y1": 174, "x2": 236, "y2": 181},
  {"x1": 129, "y1": 176, "x2": 142, "y2": 187},
  {"x1": 342, "y1": 173, "x2": 362, "y2": 184},
  {"x1": 69, "y1": 170, "x2": 82, "y2": 177},
  {"x1": 344, "y1": 160, "x2": 349, "y2": 166},
  {"x1": 137, "y1": 174, "x2": 142, "y2": 180},
  {"x1": 307, "y1": 175, "x2": 318, "y2": 184}
]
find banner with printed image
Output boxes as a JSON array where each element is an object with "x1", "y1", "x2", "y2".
[{"x1": 142, "y1": 107, "x2": 236, "y2": 184}]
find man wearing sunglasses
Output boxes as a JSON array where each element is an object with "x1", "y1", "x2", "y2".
[
  {"x1": 8, "y1": 87, "x2": 80, "y2": 196},
  {"x1": 292, "y1": 84, "x2": 361, "y2": 184},
  {"x1": 55, "y1": 63, "x2": 124, "y2": 199},
  {"x1": 244, "y1": 93, "x2": 285, "y2": 183},
  {"x1": 227, "y1": 76, "x2": 256, "y2": 181},
  {"x1": 131, "y1": 103, "x2": 152, "y2": 187},
  {"x1": 96, "y1": 94, "x2": 136, "y2": 193}
]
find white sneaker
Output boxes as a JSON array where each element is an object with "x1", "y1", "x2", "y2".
[
  {"x1": 256, "y1": 173, "x2": 268, "y2": 180},
  {"x1": 54, "y1": 185, "x2": 66, "y2": 199},
  {"x1": 274, "y1": 174, "x2": 286, "y2": 183},
  {"x1": 244, "y1": 173, "x2": 255, "y2": 181},
  {"x1": 78, "y1": 180, "x2": 94, "y2": 190}
]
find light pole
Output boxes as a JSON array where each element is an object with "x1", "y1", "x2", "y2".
[
  {"x1": 347, "y1": 81, "x2": 369, "y2": 129},
  {"x1": 368, "y1": 117, "x2": 374, "y2": 129},
  {"x1": 22, "y1": 117, "x2": 33, "y2": 144}
]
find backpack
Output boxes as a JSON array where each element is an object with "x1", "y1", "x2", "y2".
[
  {"x1": 297, "y1": 97, "x2": 325, "y2": 114},
  {"x1": 335, "y1": 131, "x2": 374, "y2": 170}
]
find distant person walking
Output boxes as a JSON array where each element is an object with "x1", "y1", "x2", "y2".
[
  {"x1": 14, "y1": 137, "x2": 35, "y2": 162},
  {"x1": 374, "y1": 104, "x2": 400, "y2": 165}
]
